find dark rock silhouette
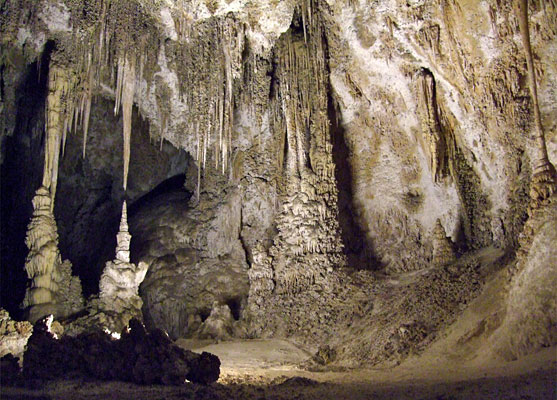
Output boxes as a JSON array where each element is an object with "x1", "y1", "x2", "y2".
[{"x1": 21, "y1": 317, "x2": 220, "y2": 385}]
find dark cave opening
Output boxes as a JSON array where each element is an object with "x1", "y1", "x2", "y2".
[
  {"x1": 0, "y1": 41, "x2": 54, "y2": 317},
  {"x1": 53, "y1": 98, "x2": 189, "y2": 298},
  {"x1": 128, "y1": 173, "x2": 188, "y2": 217},
  {"x1": 225, "y1": 297, "x2": 242, "y2": 321}
]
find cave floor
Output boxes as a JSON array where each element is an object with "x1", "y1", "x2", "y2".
[{"x1": 2, "y1": 341, "x2": 555, "y2": 400}]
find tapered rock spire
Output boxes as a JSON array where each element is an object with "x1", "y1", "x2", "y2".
[
  {"x1": 23, "y1": 187, "x2": 83, "y2": 323},
  {"x1": 432, "y1": 220, "x2": 456, "y2": 267},
  {"x1": 115, "y1": 201, "x2": 131, "y2": 263},
  {"x1": 98, "y1": 200, "x2": 148, "y2": 332}
]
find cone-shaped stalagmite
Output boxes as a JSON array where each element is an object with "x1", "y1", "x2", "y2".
[
  {"x1": 432, "y1": 220, "x2": 456, "y2": 267},
  {"x1": 98, "y1": 201, "x2": 148, "y2": 332},
  {"x1": 516, "y1": 0, "x2": 557, "y2": 206}
]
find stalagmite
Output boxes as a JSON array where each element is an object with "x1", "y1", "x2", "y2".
[
  {"x1": 98, "y1": 201, "x2": 148, "y2": 332},
  {"x1": 23, "y1": 187, "x2": 83, "y2": 323},
  {"x1": 431, "y1": 220, "x2": 456, "y2": 267},
  {"x1": 516, "y1": 0, "x2": 557, "y2": 205}
]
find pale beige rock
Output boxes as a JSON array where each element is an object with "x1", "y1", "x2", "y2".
[
  {"x1": 23, "y1": 187, "x2": 83, "y2": 323},
  {"x1": 98, "y1": 201, "x2": 148, "y2": 332},
  {"x1": 0, "y1": 309, "x2": 33, "y2": 363}
]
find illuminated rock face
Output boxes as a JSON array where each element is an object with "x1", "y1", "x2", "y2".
[
  {"x1": 1, "y1": 0, "x2": 556, "y2": 366},
  {"x1": 22, "y1": 187, "x2": 83, "y2": 323},
  {"x1": 0, "y1": 309, "x2": 33, "y2": 362},
  {"x1": 98, "y1": 201, "x2": 148, "y2": 332}
]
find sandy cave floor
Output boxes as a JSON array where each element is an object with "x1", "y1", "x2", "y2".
[{"x1": 1, "y1": 338, "x2": 555, "y2": 400}]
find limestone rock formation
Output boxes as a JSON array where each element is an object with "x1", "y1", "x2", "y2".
[
  {"x1": 98, "y1": 201, "x2": 148, "y2": 332},
  {"x1": 493, "y1": 194, "x2": 557, "y2": 360},
  {"x1": 197, "y1": 302, "x2": 236, "y2": 340},
  {"x1": 132, "y1": 186, "x2": 249, "y2": 339},
  {"x1": 22, "y1": 187, "x2": 83, "y2": 323},
  {"x1": 431, "y1": 220, "x2": 456, "y2": 267},
  {"x1": 1, "y1": 0, "x2": 556, "y2": 374},
  {"x1": 0, "y1": 309, "x2": 33, "y2": 362},
  {"x1": 515, "y1": 0, "x2": 557, "y2": 209},
  {"x1": 22, "y1": 317, "x2": 220, "y2": 385},
  {"x1": 415, "y1": 68, "x2": 451, "y2": 183}
]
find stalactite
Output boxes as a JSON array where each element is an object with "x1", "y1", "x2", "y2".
[
  {"x1": 44, "y1": 64, "x2": 73, "y2": 207},
  {"x1": 82, "y1": 66, "x2": 94, "y2": 158},
  {"x1": 119, "y1": 57, "x2": 136, "y2": 191},
  {"x1": 415, "y1": 68, "x2": 449, "y2": 182}
]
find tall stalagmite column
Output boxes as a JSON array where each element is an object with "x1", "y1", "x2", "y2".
[
  {"x1": 265, "y1": 22, "x2": 345, "y2": 295},
  {"x1": 23, "y1": 63, "x2": 83, "y2": 323}
]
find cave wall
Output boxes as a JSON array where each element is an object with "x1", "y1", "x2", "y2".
[{"x1": 1, "y1": 0, "x2": 556, "y2": 345}]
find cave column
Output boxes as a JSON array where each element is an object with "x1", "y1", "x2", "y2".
[
  {"x1": 516, "y1": 0, "x2": 557, "y2": 206},
  {"x1": 22, "y1": 60, "x2": 83, "y2": 323}
]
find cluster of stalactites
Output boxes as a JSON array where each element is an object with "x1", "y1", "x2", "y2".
[
  {"x1": 262, "y1": 8, "x2": 346, "y2": 295},
  {"x1": 170, "y1": 17, "x2": 245, "y2": 199},
  {"x1": 271, "y1": 11, "x2": 328, "y2": 183}
]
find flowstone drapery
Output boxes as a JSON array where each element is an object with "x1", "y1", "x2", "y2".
[
  {"x1": 246, "y1": 14, "x2": 346, "y2": 333},
  {"x1": 267, "y1": 25, "x2": 345, "y2": 295}
]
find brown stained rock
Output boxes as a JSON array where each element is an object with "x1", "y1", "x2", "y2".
[{"x1": 432, "y1": 220, "x2": 456, "y2": 268}]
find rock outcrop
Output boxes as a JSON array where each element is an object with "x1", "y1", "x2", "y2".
[
  {"x1": 431, "y1": 220, "x2": 456, "y2": 268},
  {"x1": 493, "y1": 194, "x2": 557, "y2": 360},
  {"x1": 0, "y1": 309, "x2": 33, "y2": 362},
  {"x1": 22, "y1": 317, "x2": 220, "y2": 385},
  {"x1": 132, "y1": 187, "x2": 249, "y2": 340}
]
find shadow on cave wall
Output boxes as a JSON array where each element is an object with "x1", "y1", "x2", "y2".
[
  {"x1": 0, "y1": 42, "x2": 54, "y2": 318},
  {"x1": 327, "y1": 94, "x2": 381, "y2": 270}
]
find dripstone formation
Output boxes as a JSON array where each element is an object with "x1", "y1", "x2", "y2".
[
  {"x1": 23, "y1": 187, "x2": 83, "y2": 323},
  {"x1": 0, "y1": 0, "x2": 556, "y2": 380},
  {"x1": 98, "y1": 201, "x2": 148, "y2": 332}
]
